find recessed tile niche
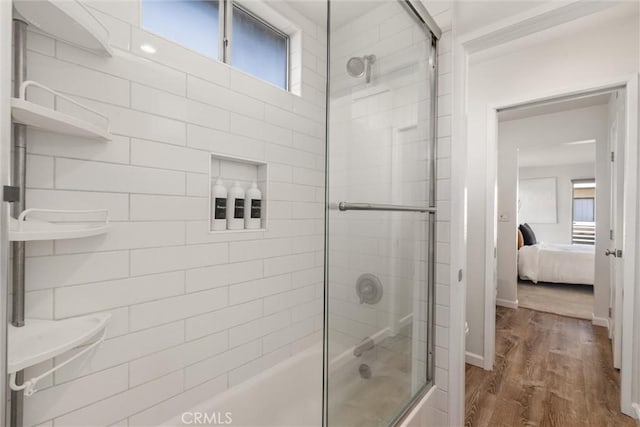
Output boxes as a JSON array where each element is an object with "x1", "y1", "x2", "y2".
[{"x1": 209, "y1": 153, "x2": 268, "y2": 233}]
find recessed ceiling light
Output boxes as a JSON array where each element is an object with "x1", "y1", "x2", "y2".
[
  {"x1": 140, "y1": 43, "x2": 156, "y2": 54},
  {"x1": 564, "y1": 139, "x2": 596, "y2": 145}
]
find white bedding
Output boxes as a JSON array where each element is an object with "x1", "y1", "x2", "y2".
[{"x1": 518, "y1": 243, "x2": 595, "y2": 285}]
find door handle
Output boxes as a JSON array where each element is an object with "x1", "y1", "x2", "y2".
[{"x1": 605, "y1": 249, "x2": 620, "y2": 257}]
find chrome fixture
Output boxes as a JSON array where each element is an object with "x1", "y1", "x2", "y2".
[
  {"x1": 356, "y1": 273, "x2": 383, "y2": 305},
  {"x1": 338, "y1": 202, "x2": 436, "y2": 213},
  {"x1": 346, "y1": 55, "x2": 376, "y2": 83},
  {"x1": 359, "y1": 364, "x2": 372, "y2": 379},
  {"x1": 353, "y1": 337, "x2": 375, "y2": 357}
]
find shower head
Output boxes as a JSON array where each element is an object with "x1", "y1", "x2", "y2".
[
  {"x1": 347, "y1": 57, "x2": 366, "y2": 78},
  {"x1": 346, "y1": 55, "x2": 376, "y2": 83}
]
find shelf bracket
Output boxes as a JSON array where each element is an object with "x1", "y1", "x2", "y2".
[{"x1": 9, "y1": 329, "x2": 107, "y2": 396}]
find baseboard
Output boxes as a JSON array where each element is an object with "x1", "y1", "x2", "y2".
[
  {"x1": 465, "y1": 351, "x2": 484, "y2": 368},
  {"x1": 496, "y1": 298, "x2": 518, "y2": 309},
  {"x1": 631, "y1": 402, "x2": 640, "y2": 420},
  {"x1": 592, "y1": 314, "x2": 610, "y2": 330}
]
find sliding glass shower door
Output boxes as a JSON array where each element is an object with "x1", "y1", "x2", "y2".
[{"x1": 324, "y1": 1, "x2": 438, "y2": 425}]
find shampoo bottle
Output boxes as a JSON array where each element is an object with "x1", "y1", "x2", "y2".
[
  {"x1": 227, "y1": 181, "x2": 245, "y2": 230},
  {"x1": 211, "y1": 178, "x2": 227, "y2": 231},
  {"x1": 244, "y1": 182, "x2": 262, "y2": 229}
]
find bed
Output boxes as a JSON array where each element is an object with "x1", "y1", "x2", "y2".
[{"x1": 518, "y1": 242, "x2": 595, "y2": 285}]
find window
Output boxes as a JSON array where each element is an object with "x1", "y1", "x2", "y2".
[
  {"x1": 231, "y1": 5, "x2": 289, "y2": 89},
  {"x1": 142, "y1": 0, "x2": 290, "y2": 90},
  {"x1": 573, "y1": 198, "x2": 594, "y2": 222},
  {"x1": 572, "y1": 180, "x2": 596, "y2": 245},
  {"x1": 141, "y1": 0, "x2": 220, "y2": 59}
]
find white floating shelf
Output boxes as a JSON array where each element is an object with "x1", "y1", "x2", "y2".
[
  {"x1": 9, "y1": 209, "x2": 111, "y2": 242},
  {"x1": 8, "y1": 313, "x2": 111, "y2": 374},
  {"x1": 12, "y1": 81, "x2": 111, "y2": 141},
  {"x1": 13, "y1": 0, "x2": 112, "y2": 57}
]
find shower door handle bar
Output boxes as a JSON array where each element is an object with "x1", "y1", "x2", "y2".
[{"x1": 337, "y1": 202, "x2": 436, "y2": 213}]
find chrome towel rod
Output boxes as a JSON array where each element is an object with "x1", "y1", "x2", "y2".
[{"x1": 337, "y1": 202, "x2": 436, "y2": 213}]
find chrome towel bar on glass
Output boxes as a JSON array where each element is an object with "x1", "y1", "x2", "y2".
[{"x1": 337, "y1": 202, "x2": 436, "y2": 213}]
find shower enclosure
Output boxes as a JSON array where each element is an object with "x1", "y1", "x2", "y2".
[
  {"x1": 1, "y1": 0, "x2": 439, "y2": 425},
  {"x1": 325, "y1": 1, "x2": 439, "y2": 425}
]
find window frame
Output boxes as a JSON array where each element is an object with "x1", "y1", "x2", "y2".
[
  {"x1": 140, "y1": 0, "x2": 291, "y2": 92},
  {"x1": 571, "y1": 178, "x2": 596, "y2": 245}
]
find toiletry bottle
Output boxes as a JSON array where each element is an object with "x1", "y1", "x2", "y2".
[
  {"x1": 245, "y1": 182, "x2": 262, "y2": 229},
  {"x1": 211, "y1": 178, "x2": 227, "y2": 231},
  {"x1": 227, "y1": 181, "x2": 245, "y2": 230}
]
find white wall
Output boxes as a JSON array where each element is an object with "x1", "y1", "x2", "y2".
[
  {"x1": 19, "y1": 1, "x2": 327, "y2": 425},
  {"x1": 464, "y1": 6, "x2": 639, "y2": 361},
  {"x1": 519, "y1": 163, "x2": 596, "y2": 244}
]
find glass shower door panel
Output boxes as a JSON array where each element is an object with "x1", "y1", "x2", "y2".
[{"x1": 326, "y1": 1, "x2": 435, "y2": 426}]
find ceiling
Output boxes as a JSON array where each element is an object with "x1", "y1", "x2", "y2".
[
  {"x1": 502, "y1": 91, "x2": 611, "y2": 168},
  {"x1": 287, "y1": 0, "x2": 438, "y2": 29},
  {"x1": 470, "y1": 1, "x2": 639, "y2": 64},
  {"x1": 455, "y1": 1, "x2": 550, "y2": 35},
  {"x1": 499, "y1": 93, "x2": 612, "y2": 122},
  {"x1": 518, "y1": 142, "x2": 596, "y2": 168},
  {"x1": 288, "y1": 0, "x2": 384, "y2": 29},
  {"x1": 286, "y1": 0, "x2": 326, "y2": 26}
]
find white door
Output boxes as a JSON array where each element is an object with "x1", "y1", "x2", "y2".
[{"x1": 608, "y1": 90, "x2": 625, "y2": 370}]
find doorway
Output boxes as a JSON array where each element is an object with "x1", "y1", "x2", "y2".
[
  {"x1": 494, "y1": 88, "x2": 626, "y2": 356},
  {"x1": 480, "y1": 80, "x2": 638, "y2": 419},
  {"x1": 496, "y1": 92, "x2": 614, "y2": 322}
]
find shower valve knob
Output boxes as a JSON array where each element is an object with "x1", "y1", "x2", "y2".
[{"x1": 356, "y1": 273, "x2": 383, "y2": 305}]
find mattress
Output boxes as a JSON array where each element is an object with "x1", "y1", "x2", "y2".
[{"x1": 518, "y1": 243, "x2": 595, "y2": 285}]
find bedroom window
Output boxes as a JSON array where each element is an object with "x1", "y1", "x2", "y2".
[
  {"x1": 141, "y1": 0, "x2": 290, "y2": 90},
  {"x1": 572, "y1": 180, "x2": 596, "y2": 245}
]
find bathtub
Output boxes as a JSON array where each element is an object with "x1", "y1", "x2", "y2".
[
  {"x1": 159, "y1": 324, "x2": 417, "y2": 427},
  {"x1": 160, "y1": 345, "x2": 323, "y2": 427}
]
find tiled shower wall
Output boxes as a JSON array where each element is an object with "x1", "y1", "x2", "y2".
[
  {"x1": 432, "y1": 3, "x2": 452, "y2": 423},
  {"x1": 326, "y1": 0, "x2": 452, "y2": 424},
  {"x1": 328, "y1": 0, "x2": 432, "y2": 348},
  {"x1": 20, "y1": 1, "x2": 326, "y2": 425}
]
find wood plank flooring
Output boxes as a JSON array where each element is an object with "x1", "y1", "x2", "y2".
[{"x1": 465, "y1": 307, "x2": 635, "y2": 427}]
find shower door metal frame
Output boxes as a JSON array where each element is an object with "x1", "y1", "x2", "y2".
[
  {"x1": 390, "y1": 20, "x2": 440, "y2": 426},
  {"x1": 323, "y1": 1, "x2": 441, "y2": 426}
]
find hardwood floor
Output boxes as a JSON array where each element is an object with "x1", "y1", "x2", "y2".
[{"x1": 465, "y1": 307, "x2": 635, "y2": 427}]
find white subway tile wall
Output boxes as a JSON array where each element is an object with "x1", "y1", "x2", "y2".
[
  {"x1": 432, "y1": 3, "x2": 453, "y2": 423},
  {"x1": 21, "y1": 1, "x2": 326, "y2": 425},
  {"x1": 18, "y1": 0, "x2": 453, "y2": 425}
]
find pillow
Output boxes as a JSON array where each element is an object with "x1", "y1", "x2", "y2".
[
  {"x1": 523, "y1": 223, "x2": 537, "y2": 244},
  {"x1": 519, "y1": 223, "x2": 537, "y2": 246},
  {"x1": 517, "y1": 229, "x2": 524, "y2": 249}
]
